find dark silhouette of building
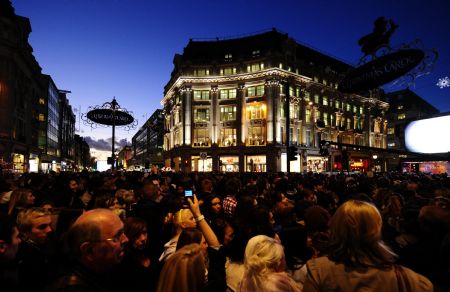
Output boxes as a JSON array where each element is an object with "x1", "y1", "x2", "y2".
[{"x1": 74, "y1": 134, "x2": 91, "y2": 170}]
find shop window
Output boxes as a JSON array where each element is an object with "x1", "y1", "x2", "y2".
[
  {"x1": 220, "y1": 106, "x2": 236, "y2": 121},
  {"x1": 247, "y1": 126, "x2": 265, "y2": 146},
  {"x1": 193, "y1": 128, "x2": 210, "y2": 147},
  {"x1": 194, "y1": 108, "x2": 210, "y2": 122},
  {"x1": 219, "y1": 128, "x2": 236, "y2": 147}
]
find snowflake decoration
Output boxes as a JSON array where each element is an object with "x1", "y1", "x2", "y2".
[{"x1": 437, "y1": 76, "x2": 450, "y2": 89}]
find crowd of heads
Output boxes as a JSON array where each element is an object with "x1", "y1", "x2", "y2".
[{"x1": 0, "y1": 169, "x2": 448, "y2": 291}]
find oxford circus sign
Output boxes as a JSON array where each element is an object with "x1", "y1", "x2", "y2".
[{"x1": 86, "y1": 108, "x2": 134, "y2": 126}]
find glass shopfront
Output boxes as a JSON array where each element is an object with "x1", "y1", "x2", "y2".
[
  {"x1": 191, "y1": 156, "x2": 213, "y2": 172},
  {"x1": 219, "y1": 156, "x2": 239, "y2": 172},
  {"x1": 307, "y1": 156, "x2": 327, "y2": 173},
  {"x1": 245, "y1": 155, "x2": 266, "y2": 172}
]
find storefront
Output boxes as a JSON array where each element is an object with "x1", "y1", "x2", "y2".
[
  {"x1": 245, "y1": 155, "x2": 266, "y2": 172},
  {"x1": 191, "y1": 156, "x2": 212, "y2": 172},
  {"x1": 306, "y1": 156, "x2": 327, "y2": 173},
  {"x1": 349, "y1": 158, "x2": 369, "y2": 172},
  {"x1": 219, "y1": 156, "x2": 239, "y2": 172},
  {"x1": 12, "y1": 153, "x2": 26, "y2": 173},
  {"x1": 402, "y1": 161, "x2": 449, "y2": 174}
]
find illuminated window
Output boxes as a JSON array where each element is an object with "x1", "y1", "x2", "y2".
[
  {"x1": 304, "y1": 92, "x2": 310, "y2": 101},
  {"x1": 313, "y1": 76, "x2": 319, "y2": 82},
  {"x1": 295, "y1": 87, "x2": 301, "y2": 97},
  {"x1": 388, "y1": 142, "x2": 396, "y2": 147},
  {"x1": 346, "y1": 103, "x2": 351, "y2": 111},
  {"x1": 330, "y1": 114, "x2": 335, "y2": 127},
  {"x1": 323, "y1": 112, "x2": 329, "y2": 126},
  {"x1": 335, "y1": 100, "x2": 340, "y2": 109},
  {"x1": 314, "y1": 94, "x2": 319, "y2": 104},
  {"x1": 398, "y1": 113, "x2": 406, "y2": 120},
  {"x1": 247, "y1": 63, "x2": 264, "y2": 72},
  {"x1": 397, "y1": 105, "x2": 404, "y2": 110},
  {"x1": 290, "y1": 103, "x2": 299, "y2": 119},
  {"x1": 193, "y1": 129, "x2": 210, "y2": 147},
  {"x1": 224, "y1": 53, "x2": 232, "y2": 61},
  {"x1": 289, "y1": 86, "x2": 294, "y2": 97},
  {"x1": 359, "y1": 107, "x2": 363, "y2": 114},
  {"x1": 220, "y1": 89, "x2": 237, "y2": 99},
  {"x1": 220, "y1": 106, "x2": 236, "y2": 121},
  {"x1": 220, "y1": 128, "x2": 236, "y2": 147},
  {"x1": 247, "y1": 126, "x2": 265, "y2": 146},
  {"x1": 279, "y1": 63, "x2": 283, "y2": 69},
  {"x1": 194, "y1": 69, "x2": 209, "y2": 76},
  {"x1": 347, "y1": 118, "x2": 351, "y2": 129},
  {"x1": 305, "y1": 109, "x2": 311, "y2": 123},
  {"x1": 39, "y1": 98, "x2": 45, "y2": 105},
  {"x1": 388, "y1": 127, "x2": 395, "y2": 134},
  {"x1": 323, "y1": 79, "x2": 327, "y2": 86},
  {"x1": 194, "y1": 108, "x2": 210, "y2": 122},
  {"x1": 353, "y1": 105, "x2": 358, "y2": 113},
  {"x1": 193, "y1": 90, "x2": 210, "y2": 100},
  {"x1": 252, "y1": 50, "x2": 260, "y2": 57},
  {"x1": 323, "y1": 96, "x2": 328, "y2": 106},
  {"x1": 247, "y1": 85, "x2": 264, "y2": 97},
  {"x1": 220, "y1": 67, "x2": 237, "y2": 75},
  {"x1": 39, "y1": 114, "x2": 45, "y2": 121},
  {"x1": 246, "y1": 103, "x2": 266, "y2": 120}
]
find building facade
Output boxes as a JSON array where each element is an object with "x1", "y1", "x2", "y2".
[
  {"x1": 59, "y1": 91, "x2": 76, "y2": 171},
  {"x1": 74, "y1": 134, "x2": 91, "y2": 170},
  {"x1": 0, "y1": 1, "x2": 45, "y2": 173},
  {"x1": 0, "y1": 1, "x2": 78, "y2": 173},
  {"x1": 162, "y1": 29, "x2": 389, "y2": 173},
  {"x1": 383, "y1": 89, "x2": 440, "y2": 171},
  {"x1": 131, "y1": 109, "x2": 164, "y2": 168}
]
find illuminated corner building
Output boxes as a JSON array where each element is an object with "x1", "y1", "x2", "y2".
[
  {"x1": 0, "y1": 0, "x2": 46, "y2": 173},
  {"x1": 161, "y1": 28, "x2": 389, "y2": 173},
  {"x1": 131, "y1": 109, "x2": 164, "y2": 169},
  {"x1": 383, "y1": 89, "x2": 439, "y2": 171}
]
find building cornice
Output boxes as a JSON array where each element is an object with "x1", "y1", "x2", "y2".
[{"x1": 161, "y1": 68, "x2": 311, "y2": 105}]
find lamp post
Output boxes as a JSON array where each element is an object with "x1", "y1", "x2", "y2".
[{"x1": 83, "y1": 97, "x2": 137, "y2": 170}]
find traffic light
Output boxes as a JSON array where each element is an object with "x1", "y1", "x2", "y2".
[{"x1": 288, "y1": 145, "x2": 298, "y2": 161}]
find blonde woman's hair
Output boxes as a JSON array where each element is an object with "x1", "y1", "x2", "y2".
[
  {"x1": 241, "y1": 235, "x2": 285, "y2": 290},
  {"x1": 157, "y1": 243, "x2": 205, "y2": 292},
  {"x1": 328, "y1": 200, "x2": 396, "y2": 268},
  {"x1": 173, "y1": 209, "x2": 194, "y2": 230}
]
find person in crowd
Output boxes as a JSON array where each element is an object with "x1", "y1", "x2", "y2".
[
  {"x1": 303, "y1": 200, "x2": 433, "y2": 292},
  {"x1": 202, "y1": 194, "x2": 226, "y2": 234},
  {"x1": 132, "y1": 179, "x2": 165, "y2": 263},
  {"x1": 222, "y1": 178, "x2": 240, "y2": 220},
  {"x1": 116, "y1": 217, "x2": 155, "y2": 292},
  {"x1": 158, "y1": 194, "x2": 225, "y2": 292},
  {"x1": 159, "y1": 208, "x2": 197, "y2": 262},
  {"x1": 157, "y1": 243, "x2": 206, "y2": 292},
  {"x1": 237, "y1": 235, "x2": 301, "y2": 292},
  {"x1": 16, "y1": 207, "x2": 55, "y2": 291},
  {"x1": 7, "y1": 188, "x2": 35, "y2": 216},
  {"x1": 47, "y1": 208, "x2": 128, "y2": 292},
  {"x1": 0, "y1": 213, "x2": 21, "y2": 292}
]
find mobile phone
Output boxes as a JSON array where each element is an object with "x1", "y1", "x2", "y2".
[{"x1": 184, "y1": 189, "x2": 193, "y2": 198}]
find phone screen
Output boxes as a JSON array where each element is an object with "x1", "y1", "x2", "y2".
[{"x1": 184, "y1": 190, "x2": 193, "y2": 197}]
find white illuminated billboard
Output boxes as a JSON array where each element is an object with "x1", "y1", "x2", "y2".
[{"x1": 405, "y1": 115, "x2": 450, "y2": 153}]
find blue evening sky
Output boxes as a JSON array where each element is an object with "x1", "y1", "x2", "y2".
[{"x1": 11, "y1": 0, "x2": 450, "y2": 157}]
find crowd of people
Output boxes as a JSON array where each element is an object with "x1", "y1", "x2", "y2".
[{"x1": 0, "y1": 169, "x2": 448, "y2": 291}]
